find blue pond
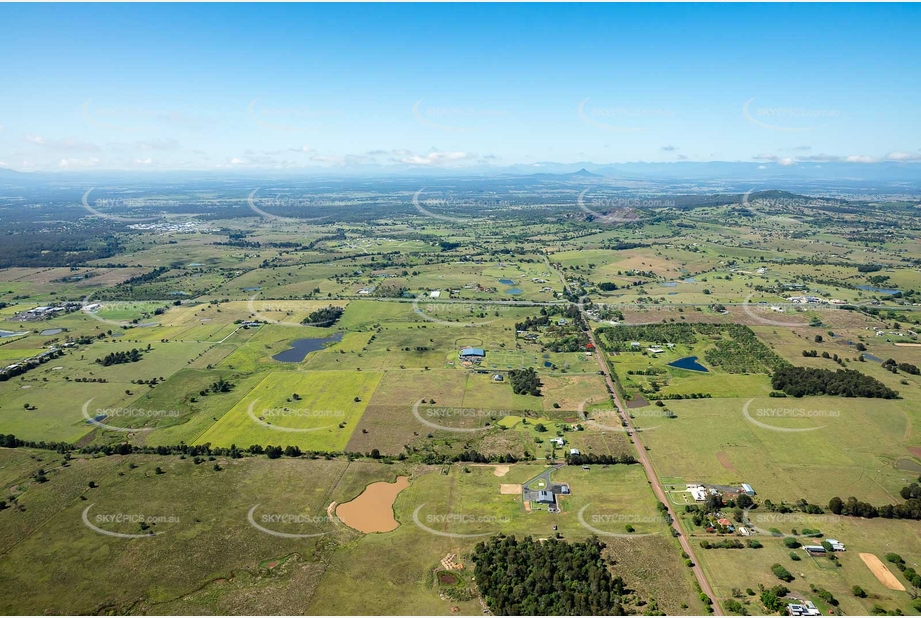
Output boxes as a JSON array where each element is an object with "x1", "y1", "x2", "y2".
[
  {"x1": 505, "y1": 288, "x2": 523, "y2": 295},
  {"x1": 862, "y1": 353, "x2": 883, "y2": 362},
  {"x1": 0, "y1": 330, "x2": 27, "y2": 338},
  {"x1": 273, "y1": 333, "x2": 343, "y2": 362},
  {"x1": 668, "y1": 356, "x2": 709, "y2": 372},
  {"x1": 857, "y1": 285, "x2": 898, "y2": 295},
  {"x1": 498, "y1": 278, "x2": 516, "y2": 285},
  {"x1": 242, "y1": 286, "x2": 262, "y2": 292},
  {"x1": 660, "y1": 282, "x2": 678, "y2": 288}
]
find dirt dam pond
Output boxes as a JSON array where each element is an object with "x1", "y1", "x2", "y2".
[{"x1": 336, "y1": 476, "x2": 410, "y2": 533}]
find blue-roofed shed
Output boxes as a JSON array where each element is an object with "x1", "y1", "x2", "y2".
[{"x1": 459, "y1": 347, "x2": 485, "y2": 359}]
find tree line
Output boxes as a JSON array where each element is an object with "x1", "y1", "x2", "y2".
[{"x1": 828, "y1": 478, "x2": 921, "y2": 520}]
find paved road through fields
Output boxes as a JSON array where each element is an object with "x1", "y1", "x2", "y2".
[{"x1": 578, "y1": 302, "x2": 724, "y2": 615}]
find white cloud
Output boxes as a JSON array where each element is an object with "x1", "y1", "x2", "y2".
[
  {"x1": 753, "y1": 153, "x2": 796, "y2": 165},
  {"x1": 27, "y1": 134, "x2": 101, "y2": 152},
  {"x1": 134, "y1": 158, "x2": 153, "y2": 165},
  {"x1": 844, "y1": 155, "x2": 878, "y2": 164},
  {"x1": 310, "y1": 154, "x2": 347, "y2": 165},
  {"x1": 885, "y1": 151, "x2": 921, "y2": 162},
  {"x1": 400, "y1": 151, "x2": 476, "y2": 166},
  {"x1": 58, "y1": 157, "x2": 100, "y2": 168}
]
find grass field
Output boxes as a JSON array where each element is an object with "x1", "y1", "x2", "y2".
[
  {"x1": 0, "y1": 448, "x2": 704, "y2": 615},
  {"x1": 689, "y1": 515, "x2": 921, "y2": 616},
  {"x1": 194, "y1": 371, "x2": 383, "y2": 450}
]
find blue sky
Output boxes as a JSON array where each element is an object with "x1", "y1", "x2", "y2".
[{"x1": 1, "y1": 3, "x2": 919, "y2": 172}]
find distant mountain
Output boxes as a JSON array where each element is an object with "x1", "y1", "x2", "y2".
[{"x1": 527, "y1": 167, "x2": 604, "y2": 180}]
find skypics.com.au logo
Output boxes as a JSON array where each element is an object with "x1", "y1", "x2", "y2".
[
  {"x1": 577, "y1": 98, "x2": 673, "y2": 132},
  {"x1": 741, "y1": 508, "x2": 842, "y2": 539},
  {"x1": 246, "y1": 400, "x2": 345, "y2": 433},
  {"x1": 575, "y1": 189, "x2": 668, "y2": 225},
  {"x1": 247, "y1": 506, "x2": 337, "y2": 538},
  {"x1": 411, "y1": 98, "x2": 508, "y2": 133},
  {"x1": 412, "y1": 400, "x2": 508, "y2": 434},
  {"x1": 246, "y1": 296, "x2": 345, "y2": 328},
  {"x1": 410, "y1": 298, "x2": 515, "y2": 327},
  {"x1": 577, "y1": 399, "x2": 662, "y2": 433},
  {"x1": 82, "y1": 188, "x2": 188, "y2": 223},
  {"x1": 82, "y1": 504, "x2": 179, "y2": 538},
  {"x1": 411, "y1": 188, "x2": 500, "y2": 223},
  {"x1": 742, "y1": 97, "x2": 840, "y2": 132},
  {"x1": 246, "y1": 188, "x2": 334, "y2": 222},
  {"x1": 577, "y1": 505, "x2": 664, "y2": 538},
  {"x1": 411, "y1": 505, "x2": 507, "y2": 538},
  {"x1": 247, "y1": 98, "x2": 340, "y2": 133},
  {"x1": 80, "y1": 294, "x2": 167, "y2": 328},
  {"x1": 739, "y1": 188, "x2": 847, "y2": 224},
  {"x1": 81, "y1": 399, "x2": 179, "y2": 433},
  {"x1": 742, "y1": 399, "x2": 840, "y2": 433},
  {"x1": 740, "y1": 292, "x2": 866, "y2": 328}
]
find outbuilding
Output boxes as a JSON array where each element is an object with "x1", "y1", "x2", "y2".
[{"x1": 459, "y1": 347, "x2": 485, "y2": 359}]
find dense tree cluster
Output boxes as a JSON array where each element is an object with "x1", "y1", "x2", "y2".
[
  {"x1": 598, "y1": 323, "x2": 698, "y2": 347},
  {"x1": 701, "y1": 324, "x2": 787, "y2": 373},
  {"x1": 0, "y1": 227, "x2": 121, "y2": 268},
  {"x1": 471, "y1": 535, "x2": 630, "y2": 615},
  {"x1": 96, "y1": 348, "x2": 145, "y2": 366},
  {"x1": 883, "y1": 358, "x2": 919, "y2": 375},
  {"x1": 760, "y1": 585, "x2": 790, "y2": 613},
  {"x1": 771, "y1": 366, "x2": 898, "y2": 398},
  {"x1": 303, "y1": 305, "x2": 344, "y2": 327},
  {"x1": 509, "y1": 367, "x2": 542, "y2": 396}
]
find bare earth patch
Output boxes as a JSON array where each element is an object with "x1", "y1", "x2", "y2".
[
  {"x1": 859, "y1": 553, "x2": 905, "y2": 591},
  {"x1": 499, "y1": 483, "x2": 522, "y2": 495},
  {"x1": 716, "y1": 452, "x2": 738, "y2": 474},
  {"x1": 493, "y1": 465, "x2": 510, "y2": 477}
]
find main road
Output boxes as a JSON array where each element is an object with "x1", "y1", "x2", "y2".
[
  {"x1": 579, "y1": 302, "x2": 723, "y2": 614},
  {"x1": 537, "y1": 253, "x2": 725, "y2": 614}
]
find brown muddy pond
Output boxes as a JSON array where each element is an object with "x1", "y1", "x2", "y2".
[{"x1": 336, "y1": 476, "x2": 410, "y2": 533}]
